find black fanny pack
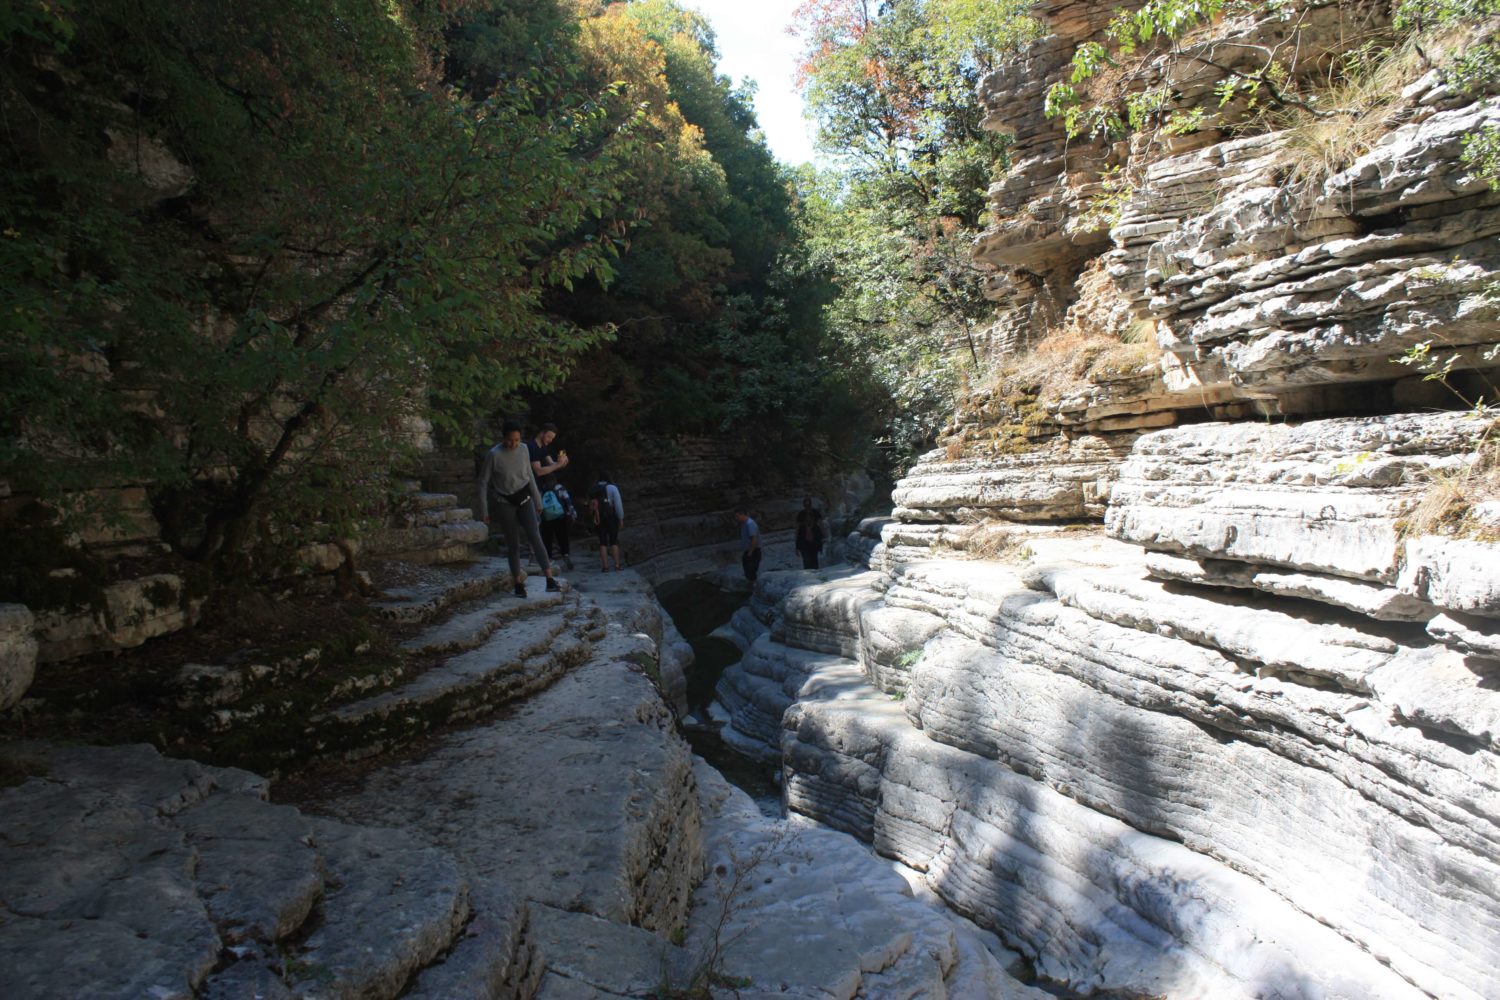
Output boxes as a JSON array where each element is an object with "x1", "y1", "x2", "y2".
[{"x1": 499, "y1": 487, "x2": 531, "y2": 508}]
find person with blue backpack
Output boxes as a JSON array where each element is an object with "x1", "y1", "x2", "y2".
[{"x1": 539, "y1": 475, "x2": 577, "y2": 571}]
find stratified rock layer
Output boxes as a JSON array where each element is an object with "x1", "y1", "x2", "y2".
[{"x1": 718, "y1": 492, "x2": 1500, "y2": 998}]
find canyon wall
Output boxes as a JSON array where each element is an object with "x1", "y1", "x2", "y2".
[{"x1": 714, "y1": 5, "x2": 1500, "y2": 997}]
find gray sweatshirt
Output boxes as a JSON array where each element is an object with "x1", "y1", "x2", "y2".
[{"x1": 476, "y1": 442, "x2": 542, "y2": 520}]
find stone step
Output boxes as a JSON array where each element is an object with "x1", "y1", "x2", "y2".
[
  {"x1": 406, "y1": 491, "x2": 460, "y2": 511},
  {"x1": 371, "y1": 557, "x2": 514, "y2": 624},
  {"x1": 400, "y1": 588, "x2": 570, "y2": 657},
  {"x1": 174, "y1": 643, "x2": 345, "y2": 712},
  {"x1": 320, "y1": 607, "x2": 588, "y2": 749},
  {"x1": 373, "y1": 521, "x2": 489, "y2": 564},
  {"x1": 404, "y1": 504, "x2": 477, "y2": 528},
  {"x1": 184, "y1": 572, "x2": 587, "y2": 771}
]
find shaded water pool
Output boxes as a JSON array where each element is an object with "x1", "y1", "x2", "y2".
[{"x1": 655, "y1": 576, "x2": 782, "y2": 816}]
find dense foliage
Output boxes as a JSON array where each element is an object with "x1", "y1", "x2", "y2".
[
  {"x1": 0, "y1": 0, "x2": 862, "y2": 578},
  {"x1": 1, "y1": 0, "x2": 649, "y2": 573},
  {"x1": 523, "y1": 0, "x2": 855, "y2": 476},
  {"x1": 789, "y1": 0, "x2": 1038, "y2": 464}
]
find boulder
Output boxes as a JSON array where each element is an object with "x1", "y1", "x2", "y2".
[{"x1": 0, "y1": 603, "x2": 37, "y2": 710}]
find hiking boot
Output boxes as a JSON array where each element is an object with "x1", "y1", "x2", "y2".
[
  {"x1": 545, "y1": 577, "x2": 561, "y2": 593},
  {"x1": 513, "y1": 584, "x2": 527, "y2": 598}
]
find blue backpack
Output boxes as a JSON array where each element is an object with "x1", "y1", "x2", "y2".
[{"x1": 540, "y1": 488, "x2": 565, "y2": 521}]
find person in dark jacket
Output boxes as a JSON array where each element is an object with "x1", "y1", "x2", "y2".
[
  {"x1": 794, "y1": 497, "x2": 825, "y2": 570},
  {"x1": 591, "y1": 473, "x2": 624, "y2": 572}
]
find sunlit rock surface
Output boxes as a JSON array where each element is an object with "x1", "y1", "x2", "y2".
[{"x1": 717, "y1": 506, "x2": 1500, "y2": 997}]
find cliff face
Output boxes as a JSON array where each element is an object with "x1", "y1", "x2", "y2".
[
  {"x1": 929, "y1": 1, "x2": 1500, "y2": 523},
  {"x1": 712, "y1": 5, "x2": 1500, "y2": 997}
]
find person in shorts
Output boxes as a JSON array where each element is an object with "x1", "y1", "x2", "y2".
[{"x1": 590, "y1": 473, "x2": 624, "y2": 572}]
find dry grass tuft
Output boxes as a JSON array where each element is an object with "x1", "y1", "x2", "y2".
[
  {"x1": 963, "y1": 522, "x2": 1035, "y2": 563},
  {"x1": 1270, "y1": 24, "x2": 1474, "y2": 193},
  {"x1": 1401, "y1": 420, "x2": 1500, "y2": 540}
]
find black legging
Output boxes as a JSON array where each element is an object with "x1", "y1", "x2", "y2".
[
  {"x1": 540, "y1": 517, "x2": 571, "y2": 558},
  {"x1": 493, "y1": 498, "x2": 551, "y2": 580},
  {"x1": 742, "y1": 547, "x2": 761, "y2": 583}
]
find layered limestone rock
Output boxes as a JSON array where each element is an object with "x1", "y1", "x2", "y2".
[
  {"x1": 708, "y1": 407, "x2": 1500, "y2": 1000},
  {"x1": 943, "y1": 4, "x2": 1500, "y2": 530},
  {"x1": 892, "y1": 434, "x2": 1129, "y2": 523},
  {"x1": 0, "y1": 604, "x2": 37, "y2": 710},
  {"x1": 1133, "y1": 100, "x2": 1500, "y2": 398},
  {"x1": 715, "y1": 504, "x2": 1500, "y2": 997},
  {"x1": 1107, "y1": 412, "x2": 1493, "y2": 625}
]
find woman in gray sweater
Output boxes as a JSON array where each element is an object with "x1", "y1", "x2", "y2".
[{"x1": 477, "y1": 419, "x2": 560, "y2": 597}]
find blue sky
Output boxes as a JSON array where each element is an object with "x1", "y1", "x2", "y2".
[{"x1": 682, "y1": 0, "x2": 818, "y2": 166}]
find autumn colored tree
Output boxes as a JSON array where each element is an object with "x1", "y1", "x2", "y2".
[
  {"x1": 790, "y1": 0, "x2": 1039, "y2": 464},
  {"x1": 523, "y1": 0, "x2": 845, "y2": 475}
]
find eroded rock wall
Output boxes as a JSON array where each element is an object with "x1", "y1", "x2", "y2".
[
  {"x1": 811, "y1": 37, "x2": 1500, "y2": 992},
  {"x1": 929, "y1": 3, "x2": 1500, "y2": 527}
]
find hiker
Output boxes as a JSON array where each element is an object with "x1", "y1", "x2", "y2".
[
  {"x1": 539, "y1": 475, "x2": 577, "y2": 571},
  {"x1": 477, "y1": 419, "x2": 561, "y2": 597},
  {"x1": 794, "y1": 497, "x2": 824, "y2": 570},
  {"x1": 590, "y1": 472, "x2": 624, "y2": 572},
  {"x1": 527, "y1": 422, "x2": 569, "y2": 480},
  {"x1": 735, "y1": 507, "x2": 760, "y2": 584}
]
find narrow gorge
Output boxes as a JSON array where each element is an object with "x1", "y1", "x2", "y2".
[{"x1": 4, "y1": 0, "x2": 1500, "y2": 998}]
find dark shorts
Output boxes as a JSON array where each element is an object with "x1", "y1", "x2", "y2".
[{"x1": 596, "y1": 519, "x2": 619, "y2": 546}]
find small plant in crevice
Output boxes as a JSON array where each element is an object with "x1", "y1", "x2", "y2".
[
  {"x1": 964, "y1": 522, "x2": 1036, "y2": 564},
  {"x1": 1393, "y1": 337, "x2": 1500, "y2": 539},
  {"x1": 1075, "y1": 165, "x2": 1135, "y2": 235},
  {"x1": 652, "y1": 827, "x2": 804, "y2": 999}
]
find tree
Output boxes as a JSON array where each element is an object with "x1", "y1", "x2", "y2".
[
  {"x1": 0, "y1": 0, "x2": 633, "y2": 576},
  {"x1": 789, "y1": 0, "x2": 1038, "y2": 468},
  {"x1": 525, "y1": 0, "x2": 844, "y2": 479}
]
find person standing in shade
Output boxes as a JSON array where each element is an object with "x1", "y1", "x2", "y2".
[
  {"x1": 794, "y1": 497, "x2": 824, "y2": 570},
  {"x1": 527, "y1": 422, "x2": 569, "y2": 481},
  {"x1": 477, "y1": 419, "x2": 560, "y2": 597},
  {"x1": 539, "y1": 475, "x2": 576, "y2": 571},
  {"x1": 735, "y1": 507, "x2": 761, "y2": 584},
  {"x1": 590, "y1": 472, "x2": 624, "y2": 572}
]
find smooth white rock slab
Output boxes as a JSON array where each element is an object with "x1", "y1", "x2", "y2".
[
  {"x1": 781, "y1": 665, "x2": 1432, "y2": 1000},
  {"x1": 1400, "y1": 534, "x2": 1500, "y2": 618},
  {"x1": 1107, "y1": 413, "x2": 1481, "y2": 582}
]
